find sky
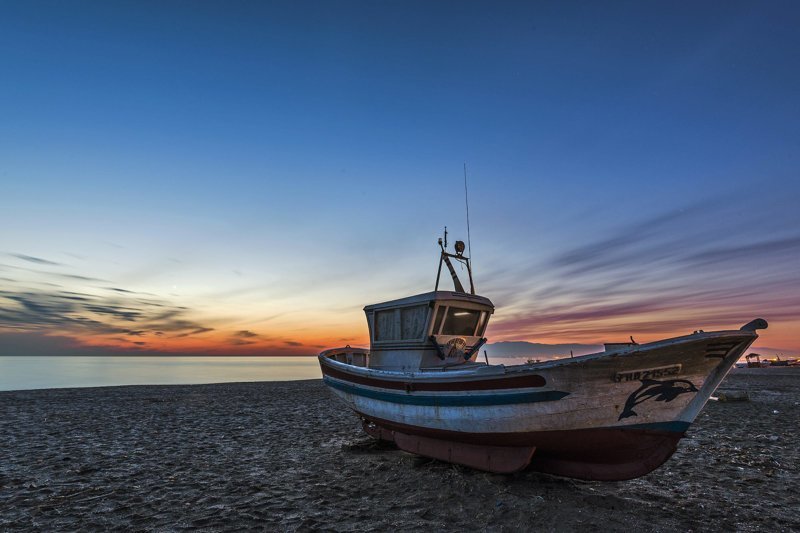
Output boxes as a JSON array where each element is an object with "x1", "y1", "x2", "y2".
[{"x1": 1, "y1": 1, "x2": 799, "y2": 357}]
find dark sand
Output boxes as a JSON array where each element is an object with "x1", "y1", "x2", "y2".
[{"x1": 1, "y1": 368, "x2": 798, "y2": 532}]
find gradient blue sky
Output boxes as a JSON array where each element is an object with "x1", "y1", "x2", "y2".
[{"x1": 1, "y1": 1, "x2": 798, "y2": 356}]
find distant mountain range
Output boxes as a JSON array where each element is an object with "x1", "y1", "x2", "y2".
[
  {"x1": 484, "y1": 341, "x2": 603, "y2": 361},
  {"x1": 483, "y1": 341, "x2": 792, "y2": 362}
]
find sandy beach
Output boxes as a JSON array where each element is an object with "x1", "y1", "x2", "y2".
[{"x1": 1, "y1": 368, "x2": 798, "y2": 531}]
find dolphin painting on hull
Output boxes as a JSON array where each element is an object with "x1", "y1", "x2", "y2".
[{"x1": 618, "y1": 378, "x2": 700, "y2": 420}]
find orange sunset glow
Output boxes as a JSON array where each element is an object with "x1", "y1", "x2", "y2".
[{"x1": 1, "y1": 2, "x2": 798, "y2": 360}]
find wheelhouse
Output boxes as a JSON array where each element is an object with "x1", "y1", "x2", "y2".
[{"x1": 364, "y1": 291, "x2": 494, "y2": 370}]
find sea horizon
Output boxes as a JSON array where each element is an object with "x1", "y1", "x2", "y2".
[
  {"x1": 0, "y1": 355, "x2": 323, "y2": 392},
  {"x1": 1, "y1": 353, "x2": 320, "y2": 357}
]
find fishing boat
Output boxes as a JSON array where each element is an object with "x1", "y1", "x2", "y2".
[
  {"x1": 745, "y1": 353, "x2": 769, "y2": 368},
  {"x1": 318, "y1": 233, "x2": 767, "y2": 481}
]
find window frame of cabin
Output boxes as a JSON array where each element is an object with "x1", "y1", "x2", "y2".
[
  {"x1": 430, "y1": 305, "x2": 492, "y2": 337},
  {"x1": 400, "y1": 304, "x2": 429, "y2": 341},
  {"x1": 373, "y1": 308, "x2": 400, "y2": 342},
  {"x1": 475, "y1": 311, "x2": 487, "y2": 337},
  {"x1": 372, "y1": 304, "x2": 432, "y2": 344},
  {"x1": 439, "y1": 306, "x2": 483, "y2": 337},
  {"x1": 430, "y1": 304, "x2": 447, "y2": 336}
]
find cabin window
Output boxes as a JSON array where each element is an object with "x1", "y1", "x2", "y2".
[
  {"x1": 374, "y1": 309, "x2": 398, "y2": 341},
  {"x1": 431, "y1": 306, "x2": 446, "y2": 335},
  {"x1": 475, "y1": 312, "x2": 487, "y2": 337},
  {"x1": 441, "y1": 307, "x2": 481, "y2": 336},
  {"x1": 400, "y1": 305, "x2": 427, "y2": 340}
]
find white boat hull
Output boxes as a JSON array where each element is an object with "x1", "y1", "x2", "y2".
[{"x1": 320, "y1": 328, "x2": 758, "y2": 480}]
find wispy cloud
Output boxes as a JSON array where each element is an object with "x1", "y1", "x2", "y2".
[
  {"x1": 0, "y1": 287, "x2": 214, "y2": 341},
  {"x1": 9, "y1": 253, "x2": 63, "y2": 266},
  {"x1": 486, "y1": 197, "x2": 800, "y2": 348},
  {"x1": 230, "y1": 339, "x2": 256, "y2": 346},
  {"x1": 172, "y1": 327, "x2": 215, "y2": 338},
  {"x1": 104, "y1": 287, "x2": 135, "y2": 294},
  {"x1": 51, "y1": 273, "x2": 109, "y2": 282},
  {"x1": 0, "y1": 262, "x2": 316, "y2": 355}
]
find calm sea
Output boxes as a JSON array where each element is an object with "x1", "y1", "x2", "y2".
[{"x1": 0, "y1": 356, "x2": 322, "y2": 392}]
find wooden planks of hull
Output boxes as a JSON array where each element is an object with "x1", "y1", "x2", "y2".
[
  {"x1": 321, "y1": 325, "x2": 764, "y2": 480},
  {"x1": 363, "y1": 415, "x2": 684, "y2": 481}
]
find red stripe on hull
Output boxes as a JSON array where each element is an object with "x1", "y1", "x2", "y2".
[
  {"x1": 321, "y1": 362, "x2": 546, "y2": 391},
  {"x1": 360, "y1": 414, "x2": 684, "y2": 481}
]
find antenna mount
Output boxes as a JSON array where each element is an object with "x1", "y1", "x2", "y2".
[{"x1": 434, "y1": 229, "x2": 474, "y2": 294}]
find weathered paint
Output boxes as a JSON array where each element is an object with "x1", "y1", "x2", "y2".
[
  {"x1": 323, "y1": 377, "x2": 569, "y2": 406},
  {"x1": 322, "y1": 364, "x2": 547, "y2": 390},
  {"x1": 319, "y1": 327, "x2": 758, "y2": 479},
  {"x1": 360, "y1": 413, "x2": 686, "y2": 481}
]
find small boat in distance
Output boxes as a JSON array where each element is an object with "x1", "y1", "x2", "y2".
[
  {"x1": 765, "y1": 354, "x2": 797, "y2": 367},
  {"x1": 319, "y1": 233, "x2": 767, "y2": 481},
  {"x1": 746, "y1": 353, "x2": 769, "y2": 368}
]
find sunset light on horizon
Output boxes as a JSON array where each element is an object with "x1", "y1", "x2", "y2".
[{"x1": 2, "y1": 2, "x2": 799, "y2": 358}]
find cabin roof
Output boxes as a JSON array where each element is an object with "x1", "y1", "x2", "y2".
[{"x1": 364, "y1": 291, "x2": 494, "y2": 312}]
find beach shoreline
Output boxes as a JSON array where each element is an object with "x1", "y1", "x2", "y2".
[{"x1": 1, "y1": 369, "x2": 798, "y2": 531}]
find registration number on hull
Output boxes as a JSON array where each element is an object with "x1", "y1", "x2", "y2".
[{"x1": 614, "y1": 364, "x2": 682, "y2": 383}]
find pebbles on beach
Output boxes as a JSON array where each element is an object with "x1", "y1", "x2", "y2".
[{"x1": 1, "y1": 369, "x2": 798, "y2": 531}]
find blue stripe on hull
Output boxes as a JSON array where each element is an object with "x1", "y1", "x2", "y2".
[{"x1": 324, "y1": 376, "x2": 569, "y2": 406}]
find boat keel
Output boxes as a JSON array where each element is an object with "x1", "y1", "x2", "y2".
[
  {"x1": 361, "y1": 418, "x2": 685, "y2": 480},
  {"x1": 525, "y1": 426, "x2": 684, "y2": 481},
  {"x1": 362, "y1": 419, "x2": 535, "y2": 474}
]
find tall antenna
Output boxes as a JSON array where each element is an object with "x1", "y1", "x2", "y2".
[{"x1": 463, "y1": 162, "x2": 472, "y2": 262}]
